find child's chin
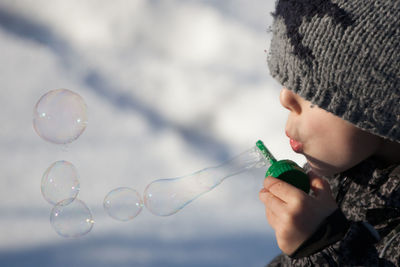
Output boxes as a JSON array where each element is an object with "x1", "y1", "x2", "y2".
[{"x1": 308, "y1": 162, "x2": 338, "y2": 177}]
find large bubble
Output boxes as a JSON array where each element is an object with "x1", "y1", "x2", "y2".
[
  {"x1": 33, "y1": 89, "x2": 88, "y2": 144},
  {"x1": 143, "y1": 147, "x2": 266, "y2": 216}
]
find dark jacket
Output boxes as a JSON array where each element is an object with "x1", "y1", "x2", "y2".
[{"x1": 267, "y1": 157, "x2": 400, "y2": 266}]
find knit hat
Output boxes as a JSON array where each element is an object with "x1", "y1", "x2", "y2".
[{"x1": 267, "y1": 0, "x2": 400, "y2": 142}]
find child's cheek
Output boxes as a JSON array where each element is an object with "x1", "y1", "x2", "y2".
[{"x1": 302, "y1": 119, "x2": 350, "y2": 174}]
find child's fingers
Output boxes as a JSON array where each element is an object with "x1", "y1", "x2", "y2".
[
  {"x1": 265, "y1": 205, "x2": 279, "y2": 228},
  {"x1": 259, "y1": 188, "x2": 268, "y2": 203},
  {"x1": 308, "y1": 172, "x2": 332, "y2": 199},
  {"x1": 263, "y1": 176, "x2": 307, "y2": 204},
  {"x1": 259, "y1": 186, "x2": 288, "y2": 212},
  {"x1": 259, "y1": 188, "x2": 282, "y2": 226}
]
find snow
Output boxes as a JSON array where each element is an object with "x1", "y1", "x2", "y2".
[{"x1": 0, "y1": 0, "x2": 306, "y2": 266}]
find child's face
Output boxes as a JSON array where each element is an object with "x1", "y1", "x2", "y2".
[{"x1": 280, "y1": 88, "x2": 382, "y2": 176}]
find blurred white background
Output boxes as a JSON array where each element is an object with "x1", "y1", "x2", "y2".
[{"x1": 0, "y1": 0, "x2": 306, "y2": 266}]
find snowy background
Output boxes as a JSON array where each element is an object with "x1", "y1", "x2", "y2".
[{"x1": 0, "y1": 0, "x2": 306, "y2": 266}]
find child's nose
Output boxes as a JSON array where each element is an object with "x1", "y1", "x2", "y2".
[{"x1": 279, "y1": 88, "x2": 302, "y2": 114}]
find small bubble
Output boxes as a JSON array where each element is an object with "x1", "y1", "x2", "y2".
[
  {"x1": 103, "y1": 187, "x2": 143, "y2": 221},
  {"x1": 50, "y1": 198, "x2": 94, "y2": 238},
  {"x1": 41, "y1": 160, "x2": 80, "y2": 206}
]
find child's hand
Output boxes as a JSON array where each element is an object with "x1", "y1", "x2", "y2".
[{"x1": 259, "y1": 174, "x2": 338, "y2": 255}]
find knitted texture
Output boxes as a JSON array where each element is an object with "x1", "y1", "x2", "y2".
[{"x1": 268, "y1": 0, "x2": 400, "y2": 142}]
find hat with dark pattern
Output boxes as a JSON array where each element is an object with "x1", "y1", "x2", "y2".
[{"x1": 267, "y1": 0, "x2": 400, "y2": 142}]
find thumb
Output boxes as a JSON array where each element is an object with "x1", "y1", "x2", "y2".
[{"x1": 308, "y1": 172, "x2": 332, "y2": 200}]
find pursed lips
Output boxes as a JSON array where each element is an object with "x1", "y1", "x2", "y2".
[{"x1": 286, "y1": 130, "x2": 303, "y2": 153}]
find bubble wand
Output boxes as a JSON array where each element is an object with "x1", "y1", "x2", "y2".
[{"x1": 256, "y1": 140, "x2": 310, "y2": 193}]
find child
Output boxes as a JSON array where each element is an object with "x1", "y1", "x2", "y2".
[{"x1": 259, "y1": 0, "x2": 400, "y2": 265}]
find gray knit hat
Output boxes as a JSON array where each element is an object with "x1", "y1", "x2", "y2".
[{"x1": 267, "y1": 0, "x2": 400, "y2": 142}]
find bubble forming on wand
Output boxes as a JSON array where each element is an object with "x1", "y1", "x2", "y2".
[{"x1": 143, "y1": 140, "x2": 309, "y2": 217}]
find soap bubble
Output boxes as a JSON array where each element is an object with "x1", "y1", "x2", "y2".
[
  {"x1": 50, "y1": 198, "x2": 94, "y2": 238},
  {"x1": 103, "y1": 187, "x2": 143, "y2": 221},
  {"x1": 41, "y1": 160, "x2": 80, "y2": 206},
  {"x1": 143, "y1": 147, "x2": 266, "y2": 216},
  {"x1": 33, "y1": 89, "x2": 88, "y2": 144}
]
